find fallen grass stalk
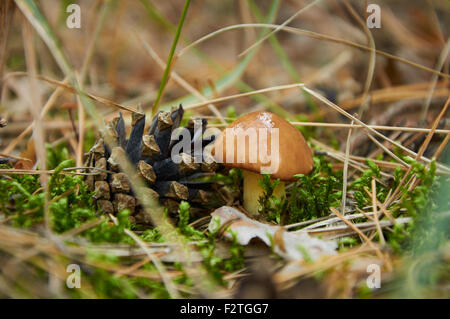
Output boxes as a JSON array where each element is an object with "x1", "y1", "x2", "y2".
[
  {"x1": 59, "y1": 217, "x2": 106, "y2": 240},
  {"x1": 371, "y1": 179, "x2": 385, "y2": 245},
  {"x1": 363, "y1": 130, "x2": 409, "y2": 167},
  {"x1": 22, "y1": 16, "x2": 50, "y2": 232},
  {"x1": 330, "y1": 207, "x2": 385, "y2": 261},
  {"x1": 364, "y1": 189, "x2": 396, "y2": 225},
  {"x1": 302, "y1": 86, "x2": 450, "y2": 172},
  {"x1": 209, "y1": 120, "x2": 450, "y2": 134},
  {"x1": 311, "y1": 138, "x2": 394, "y2": 179},
  {"x1": 4, "y1": 72, "x2": 139, "y2": 113},
  {"x1": 342, "y1": 0, "x2": 376, "y2": 118},
  {"x1": 178, "y1": 24, "x2": 450, "y2": 79},
  {"x1": 341, "y1": 120, "x2": 354, "y2": 215},
  {"x1": 186, "y1": 83, "x2": 305, "y2": 109},
  {"x1": 274, "y1": 245, "x2": 378, "y2": 284},
  {"x1": 1, "y1": 76, "x2": 69, "y2": 154},
  {"x1": 420, "y1": 38, "x2": 450, "y2": 121},
  {"x1": 238, "y1": 0, "x2": 322, "y2": 57},
  {"x1": 305, "y1": 217, "x2": 411, "y2": 240},
  {"x1": 2, "y1": 0, "x2": 444, "y2": 299},
  {"x1": 290, "y1": 122, "x2": 450, "y2": 134},
  {"x1": 386, "y1": 95, "x2": 450, "y2": 206},
  {"x1": 432, "y1": 133, "x2": 449, "y2": 159},
  {"x1": 0, "y1": 166, "x2": 113, "y2": 176},
  {"x1": 137, "y1": 32, "x2": 226, "y2": 124},
  {"x1": 122, "y1": 227, "x2": 180, "y2": 299}
]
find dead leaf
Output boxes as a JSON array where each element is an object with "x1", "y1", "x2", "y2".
[
  {"x1": 209, "y1": 206, "x2": 337, "y2": 262},
  {"x1": 14, "y1": 139, "x2": 35, "y2": 170},
  {"x1": 273, "y1": 227, "x2": 286, "y2": 253},
  {"x1": 0, "y1": 116, "x2": 7, "y2": 127}
]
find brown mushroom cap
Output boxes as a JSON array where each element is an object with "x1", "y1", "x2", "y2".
[{"x1": 213, "y1": 111, "x2": 313, "y2": 181}]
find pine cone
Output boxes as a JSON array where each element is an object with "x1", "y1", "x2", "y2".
[{"x1": 85, "y1": 105, "x2": 225, "y2": 224}]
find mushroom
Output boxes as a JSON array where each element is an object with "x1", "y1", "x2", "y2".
[{"x1": 213, "y1": 111, "x2": 314, "y2": 216}]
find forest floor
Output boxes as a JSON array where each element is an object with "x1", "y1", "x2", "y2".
[{"x1": 0, "y1": 0, "x2": 448, "y2": 298}]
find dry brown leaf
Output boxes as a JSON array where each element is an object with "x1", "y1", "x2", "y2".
[
  {"x1": 14, "y1": 139, "x2": 35, "y2": 170},
  {"x1": 209, "y1": 206, "x2": 337, "y2": 262}
]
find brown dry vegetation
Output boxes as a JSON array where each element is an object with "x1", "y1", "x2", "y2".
[{"x1": 0, "y1": 0, "x2": 448, "y2": 299}]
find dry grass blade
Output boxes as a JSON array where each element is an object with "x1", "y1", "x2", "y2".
[
  {"x1": 1, "y1": 76, "x2": 68, "y2": 154},
  {"x1": 123, "y1": 227, "x2": 180, "y2": 299},
  {"x1": 75, "y1": 75, "x2": 84, "y2": 169},
  {"x1": 311, "y1": 138, "x2": 394, "y2": 180},
  {"x1": 209, "y1": 120, "x2": 450, "y2": 134},
  {"x1": 274, "y1": 245, "x2": 377, "y2": 284},
  {"x1": 1, "y1": 0, "x2": 447, "y2": 299},
  {"x1": 137, "y1": 33, "x2": 226, "y2": 124},
  {"x1": 0, "y1": 0, "x2": 15, "y2": 99},
  {"x1": 339, "y1": 82, "x2": 449, "y2": 110},
  {"x1": 371, "y1": 178, "x2": 385, "y2": 245},
  {"x1": 330, "y1": 207, "x2": 385, "y2": 262},
  {"x1": 302, "y1": 86, "x2": 450, "y2": 172},
  {"x1": 416, "y1": 96, "x2": 450, "y2": 162},
  {"x1": 186, "y1": 83, "x2": 305, "y2": 109},
  {"x1": 363, "y1": 130, "x2": 409, "y2": 167},
  {"x1": 341, "y1": 120, "x2": 354, "y2": 214},
  {"x1": 238, "y1": 0, "x2": 322, "y2": 57},
  {"x1": 305, "y1": 217, "x2": 411, "y2": 240},
  {"x1": 342, "y1": 0, "x2": 376, "y2": 119},
  {"x1": 74, "y1": 1, "x2": 111, "y2": 168},
  {"x1": 432, "y1": 133, "x2": 449, "y2": 159},
  {"x1": 179, "y1": 23, "x2": 450, "y2": 79},
  {"x1": 6, "y1": 72, "x2": 139, "y2": 113},
  {"x1": 289, "y1": 122, "x2": 450, "y2": 134},
  {"x1": 0, "y1": 166, "x2": 113, "y2": 176},
  {"x1": 420, "y1": 38, "x2": 450, "y2": 121},
  {"x1": 22, "y1": 15, "x2": 51, "y2": 233},
  {"x1": 0, "y1": 152, "x2": 32, "y2": 162},
  {"x1": 364, "y1": 189, "x2": 396, "y2": 225},
  {"x1": 386, "y1": 95, "x2": 450, "y2": 206},
  {"x1": 59, "y1": 217, "x2": 106, "y2": 240}
]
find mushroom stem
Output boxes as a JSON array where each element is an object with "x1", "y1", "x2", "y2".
[{"x1": 242, "y1": 170, "x2": 285, "y2": 216}]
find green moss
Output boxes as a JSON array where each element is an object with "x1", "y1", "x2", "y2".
[
  {"x1": 349, "y1": 159, "x2": 387, "y2": 208},
  {"x1": 0, "y1": 166, "x2": 43, "y2": 227},
  {"x1": 5, "y1": 126, "x2": 444, "y2": 298},
  {"x1": 288, "y1": 156, "x2": 342, "y2": 223},
  {"x1": 257, "y1": 173, "x2": 286, "y2": 223},
  {"x1": 387, "y1": 158, "x2": 447, "y2": 254},
  {"x1": 46, "y1": 143, "x2": 70, "y2": 170}
]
